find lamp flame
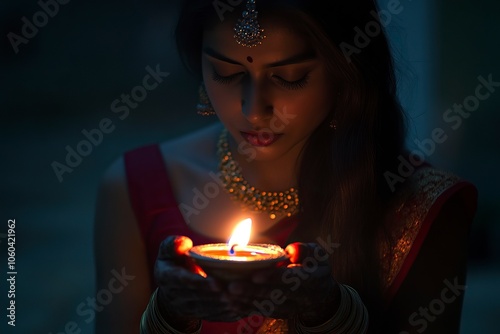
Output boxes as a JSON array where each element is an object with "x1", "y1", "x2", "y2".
[{"x1": 228, "y1": 218, "x2": 252, "y2": 248}]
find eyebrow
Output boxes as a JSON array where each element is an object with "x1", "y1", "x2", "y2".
[{"x1": 202, "y1": 47, "x2": 316, "y2": 67}]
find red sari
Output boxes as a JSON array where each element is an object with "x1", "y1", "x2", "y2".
[{"x1": 124, "y1": 144, "x2": 477, "y2": 334}]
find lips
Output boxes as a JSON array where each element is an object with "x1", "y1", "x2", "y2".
[{"x1": 240, "y1": 131, "x2": 282, "y2": 147}]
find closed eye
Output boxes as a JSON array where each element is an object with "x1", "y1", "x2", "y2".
[
  {"x1": 211, "y1": 68, "x2": 244, "y2": 85},
  {"x1": 211, "y1": 66, "x2": 310, "y2": 90},
  {"x1": 272, "y1": 74, "x2": 309, "y2": 90}
]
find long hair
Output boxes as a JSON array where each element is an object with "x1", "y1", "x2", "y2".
[{"x1": 175, "y1": 0, "x2": 407, "y2": 327}]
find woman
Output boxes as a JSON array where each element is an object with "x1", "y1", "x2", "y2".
[{"x1": 93, "y1": 0, "x2": 478, "y2": 333}]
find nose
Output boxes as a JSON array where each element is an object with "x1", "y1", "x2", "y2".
[{"x1": 241, "y1": 80, "x2": 273, "y2": 125}]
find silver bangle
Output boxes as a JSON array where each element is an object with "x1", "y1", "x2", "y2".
[
  {"x1": 140, "y1": 288, "x2": 202, "y2": 334},
  {"x1": 294, "y1": 284, "x2": 368, "y2": 334}
]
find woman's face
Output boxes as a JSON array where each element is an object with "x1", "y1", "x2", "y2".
[{"x1": 202, "y1": 15, "x2": 335, "y2": 163}]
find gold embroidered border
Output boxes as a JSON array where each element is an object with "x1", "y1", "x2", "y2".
[
  {"x1": 380, "y1": 167, "x2": 461, "y2": 290},
  {"x1": 255, "y1": 318, "x2": 288, "y2": 333}
]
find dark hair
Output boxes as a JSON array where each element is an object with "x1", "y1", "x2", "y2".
[{"x1": 175, "y1": 0, "x2": 407, "y2": 328}]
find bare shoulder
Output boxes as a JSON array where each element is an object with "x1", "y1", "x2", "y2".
[
  {"x1": 94, "y1": 154, "x2": 131, "y2": 214},
  {"x1": 94, "y1": 152, "x2": 139, "y2": 251},
  {"x1": 99, "y1": 154, "x2": 127, "y2": 191},
  {"x1": 95, "y1": 121, "x2": 224, "y2": 219}
]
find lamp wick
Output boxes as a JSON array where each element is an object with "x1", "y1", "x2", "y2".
[{"x1": 229, "y1": 244, "x2": 238, "y2": 255}]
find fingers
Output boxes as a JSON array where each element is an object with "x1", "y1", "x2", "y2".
[
  {"x1": 155, "y1": 263, "x2": 235, "y2": 321},
  {"x1": 155, "y1": 258, "x2": 213, "y2": 289},
  {"x1": 222, "y1": 282, "x2": 303, "y2": 319},
  {"x1": 251, "y1": 248, "x2": 331, "y2": 285},
  {"x1": 284, "y1": 242, "x2": 305, "y2": 263},
  {"x1": 157, "y1": 235, "x2": 205, "y2": 277},
  {"x1": 158, "y1": 235, "x2": 193, "y2": 260},
  {"x1": 285, "y1": 242, "x2": 330, "y2": 265},
  {"x1": 155, "y1": 236, "x2": 217, "y2": 291},
  {"x1": 161, "y1": 287, "x2": 241, "y2": 321},
  {"x1": 227, "y1": 255, "x2": 333, "y2": 319}
]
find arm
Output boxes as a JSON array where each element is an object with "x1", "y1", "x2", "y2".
[
  {"x1": 93, "y1": 157, "x2": 152, "y2": 334},
  {"x1": 381, "y1": 192, "x2": 473, "y2": 333}
]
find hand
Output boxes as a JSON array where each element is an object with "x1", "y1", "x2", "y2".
[
  {"x1": 221, "y1": 242, "x2": 339, "y2": 323},
  {"x1": 153, "y1": 235, "x2": 241, "y2": 325}
]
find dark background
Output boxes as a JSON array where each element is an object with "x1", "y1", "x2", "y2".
[{"x1": 1, "y1": 0, "x2": 499, "y2": 333}]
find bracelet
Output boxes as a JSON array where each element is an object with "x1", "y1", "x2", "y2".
[
  {"x1": 293, "y1": 284, "x2": 368, "y2": 334},
  {"x1": 140, "y1": 288, "x2": 202, "y2": 334}
]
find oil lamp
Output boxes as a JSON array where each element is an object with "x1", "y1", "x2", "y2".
[{"x1": 188, "y1": 218, "x2": 288, "y2": 280}]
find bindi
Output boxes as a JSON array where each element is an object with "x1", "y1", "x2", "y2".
[{"x1": 246, "y1": 56, "x2": 253, "y2": 63}]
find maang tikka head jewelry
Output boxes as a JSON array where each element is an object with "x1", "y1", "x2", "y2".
[{"x1": 233, "y1": 0, "x2": 266, "y2": 47}]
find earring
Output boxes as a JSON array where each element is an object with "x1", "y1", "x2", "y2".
[
  {"x1": 196, "y1": 83, "x2": 216, "y2": 116},
  {"x1": 329, "y1": 119, "x2": 338, "y2": 130},
  {"x1": 329, "y1": 92, "x2": 341, "y2": 130}
]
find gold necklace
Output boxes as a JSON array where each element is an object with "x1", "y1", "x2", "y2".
[{"x1": 217, "y1": 128, "x2": 299, "y2": 220}]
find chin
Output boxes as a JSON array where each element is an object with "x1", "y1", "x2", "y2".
[{"x1": 239, "y1": 140, "x2": 302, "y2": 164}]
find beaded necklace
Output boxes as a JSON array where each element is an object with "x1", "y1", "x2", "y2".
[{"x1": 217, "y1": 128, "x2": 299, "y2": 220}]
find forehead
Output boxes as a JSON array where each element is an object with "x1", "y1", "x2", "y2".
[{"x1": 202, "y1": 15, "x2": 312, "y2": 62}]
